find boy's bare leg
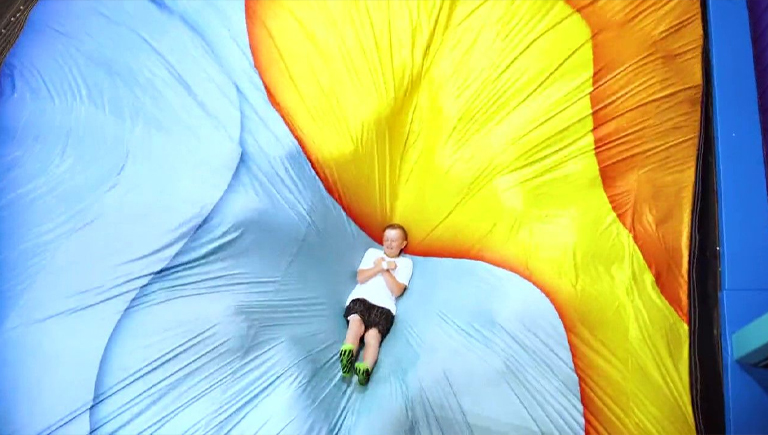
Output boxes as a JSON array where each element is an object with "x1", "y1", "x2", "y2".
[
  {"x1": 355, "y1": 328, "x2": 381, "y2": 386},
  {"x1": 361, "y1": 329, "x2": 381, "y2": 368},
  {"x1": 340, "y1": 315, "x2": 364, "y2": 377},
  {"x1": 344, "y1": 315, "x2": 365, "y2": 351}
]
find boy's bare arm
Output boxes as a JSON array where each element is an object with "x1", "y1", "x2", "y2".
[
  {"x1": 381, "y1": 270, "x2": 406, "y2": 297},
  {"x1": 357, "y1": 263, "x2": 382, "y2": 284}
]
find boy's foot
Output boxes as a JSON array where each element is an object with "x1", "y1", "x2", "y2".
[
  {"x1": 339, "y1": 343, "x2": 355, "y2": 377},
  {"x1": 354, "y1": 362, "x2": 372, "y2": 386}
]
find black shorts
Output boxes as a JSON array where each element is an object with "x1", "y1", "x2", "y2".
[{"x1": 343, "y1": 298, "x2": 396, "y2": 341}]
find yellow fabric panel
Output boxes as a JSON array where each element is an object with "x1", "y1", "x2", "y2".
[{"x1": 246, "y1": 1, "x2": 695, "y2": 434}]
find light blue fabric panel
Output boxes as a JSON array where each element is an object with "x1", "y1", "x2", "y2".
[{"x1": 0, "y1": 1, "x2": 583, "y2": 434}]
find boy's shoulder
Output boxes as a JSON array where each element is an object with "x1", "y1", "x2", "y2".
[
  {"x1": 364, "y1": 247, "x2": 384, "y2": 256},
  {"x1": 361, "y1": 247, "x2": 384, "y2": 261},
  {"x1": 395, "y1": 254, "x2": 413, "y2": 266}
]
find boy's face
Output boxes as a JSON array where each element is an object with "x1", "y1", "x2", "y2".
[{"x1": 382, "y1": 228, "x2": 407, "y2": 257}]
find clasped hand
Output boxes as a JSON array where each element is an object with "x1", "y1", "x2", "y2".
[{"x1": 374, "y1": 257, "x2": 397, "y2": 271}]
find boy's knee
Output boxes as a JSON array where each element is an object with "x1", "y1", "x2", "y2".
[
  {"x1": 364, "y1": 328, "x2": 381, "y2": 344},
  {"x1": 348, "y1": 314, "x2": 364, "y2": 330}
]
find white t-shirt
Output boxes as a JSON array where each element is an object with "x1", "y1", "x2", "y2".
[{"x1": 345, "y1": 247, "x2": 414, "y2": 315}]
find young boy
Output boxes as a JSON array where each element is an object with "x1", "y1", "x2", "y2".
[{"x1": 339, "y1": 223, "x2": 413, "y2": 385}]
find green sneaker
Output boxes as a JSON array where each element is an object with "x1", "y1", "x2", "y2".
[
  {"x1": 339, "y1": 343, "x2": 355, "y2": 377},
  {"x1": 354, "y1": 362, "x2": 372, "y2": 386}
]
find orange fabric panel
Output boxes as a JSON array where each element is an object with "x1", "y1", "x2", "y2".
[{"x1": 567, "y1": 0, "x2": 703, "y2": 323}]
